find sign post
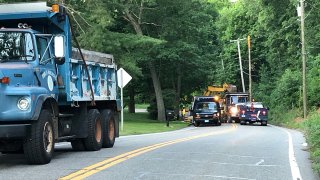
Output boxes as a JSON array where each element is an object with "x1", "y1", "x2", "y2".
[{"x1": 117, "y1": 68, "x2": 132, "y2": 131}]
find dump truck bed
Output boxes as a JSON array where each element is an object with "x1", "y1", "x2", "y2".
[{"x1": 58, "y1": 49, "x2": 118, "y2": 103}]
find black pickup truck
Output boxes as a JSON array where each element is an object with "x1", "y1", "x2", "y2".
[{"x1": 238, "y1": 102, "x2": 268, "y2": 126}]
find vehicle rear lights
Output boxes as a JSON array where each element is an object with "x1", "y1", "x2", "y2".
[
  {"x1": 195, "y1": 114, "x2": 200, "y2": 119},
  {"x1": 241, "y1": 110, "x2": 245, "y2": 114},
  {"x1": 0, "y1": 77, "x2": 9, "y2": 84},
  {"x1": 262, "y1": 111, "x2": 266, "y2": 115}
]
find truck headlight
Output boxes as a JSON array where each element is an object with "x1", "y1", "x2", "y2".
[
  {"x1": 230, "y1": 107, "x2": 238, "y2": 114},
  {"x1": 17, "y1": 97, "x2": 31, "y2": 111}
]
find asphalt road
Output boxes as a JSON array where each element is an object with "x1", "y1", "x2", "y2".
[{"x1": 0, "y1": 123, "x2": 318, "y2": 180}]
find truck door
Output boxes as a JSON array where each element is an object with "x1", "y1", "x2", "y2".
[{"x1": 36, "y1": 36, "x2": 59, "y2": 99}]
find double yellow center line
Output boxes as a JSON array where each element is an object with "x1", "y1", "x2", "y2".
[{"x1": 60, "y1": 124, "x2": 237, "y2": 180}]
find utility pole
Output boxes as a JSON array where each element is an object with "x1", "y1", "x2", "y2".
[
  {"x1": 248, "y1": 35, "x2": 252, "y2": 101},
  {"x1": 231, "y1": 38, "x2": 246, "y2": 93},
  {"x1": 298, "y1": 0, "x2": 307, "y2": 118},
  {"x1": 221, "y1": 59, "x2": 225, "y2": 71}
]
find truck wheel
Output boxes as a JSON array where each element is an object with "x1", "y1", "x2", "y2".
[
  {"x1": 227, "y1": 116, "x2": 232, "y2": 123},
  {"x1": 101, "y1": 109, "x2": 115, "y2": 148},
  {"x1": 194, "y1": 121, "x2": 200, "y2": 127},
  {"x1": 23, "y1": 109, "x2": 54, "y2": 164},
  {"x1": 83, "y1": 109, "x2": 102, "y2": 151},
  {"x1": 224, "y1": 115, "x2": 228, "y2": 123},
  {"x1": 71, "y1": 139, "x2": 86, "y2": 151},
  {"x1": 261, "y1": 121, "x2": 268, "y2": 126}
]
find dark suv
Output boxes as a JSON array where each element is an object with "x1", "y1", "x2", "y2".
[{"x1": 190, "y1": 96, "x2": 222, "y2": 127}]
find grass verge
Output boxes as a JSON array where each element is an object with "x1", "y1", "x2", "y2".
[
  {"x1": 134, "y1": 104, "x2": 150, "y2": 109},
  {"x1": 119, "y1": 111, "x2": 189, "y2": 136},
  {"x1": 302, "y1": 111, "x2": 320, "y2": 172},
  {"x1": 270, "y1": 108, "x2": 320, "y2": 173},
  {"x1": 270, "y1": 108, "x2": 303, "y2": 129}
]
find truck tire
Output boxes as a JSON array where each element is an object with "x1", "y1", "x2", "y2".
[
  {"x1": 227, "y1": 116, "x2": 232, "y2": 123},
  {"x1": 23, "y1": 109, "x2": 54, "y2": 164},
  {"x1": 83, "y1": 109, "x2": 102, "y2": 151},
  {"x1": 194, "y1": 121, "x2": 200, "y2": 127},
  {"x1": 222, "y1": 115, "x2": 228, "y2": 123},
  {"x1": 101, "y1": 109, "x2": 115, "y2": 148},
  {"x1": 261, "y1": 121, "x2": 267, "y2": 126},
  {"x1": 71, "y1": 139, "x2": 86, "y2": 151}
]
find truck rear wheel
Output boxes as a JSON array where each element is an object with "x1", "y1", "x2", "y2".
[
  {"x1": 23, "y1": 109, "x2": 54, "y2": 164},
  {"x1": 101, "y1": 109, "x2": 115, "y2": 148},
  {"x1": 83, "y1": 109, "x2": 102, "y2": 151}
]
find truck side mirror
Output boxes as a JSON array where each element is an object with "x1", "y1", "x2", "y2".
[{"x1": 54, "y1": 35, "x2": 65, "y2": 65}]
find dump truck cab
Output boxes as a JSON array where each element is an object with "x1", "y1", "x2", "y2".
[
  {"x1": 223, "y1": 92, "x2": 249, "y2": 123},
  {"x1": 0, "y1": 2, "x2": 68, "y2": 129}
]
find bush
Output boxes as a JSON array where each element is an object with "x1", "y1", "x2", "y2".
[
  {"x1": 307, "y1": 55, "x2": 320, "y2": 107},
  {"x1": 303, "y1": 111, "x2": 320, "y2": 173},
  {"x1": 269, "y1": 108, "x2": 302, "y2": 128},
  {"x1": 270, "y1": 69, "x2": 301, "y2": 111}
]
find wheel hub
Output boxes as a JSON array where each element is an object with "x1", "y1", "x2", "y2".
[{"x1": 43, "y1": 122, "x2": 53, "y2": 153}]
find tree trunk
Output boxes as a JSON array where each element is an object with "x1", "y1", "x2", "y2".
[
  {"x1": 128, "y1": 85, "x2": 135, "y2": 113},
  {"x1": 175, "y1": 64, "x2": 182, "y2": 115},
  {"x1": 149, "y1": 61, "x2": 166, "y2": 121},
  {"x1": 123, "y1": 3, "x2": 166, "y2": 121},
  {"x1": 176, "y1": 64, "x2": 182, "y2": 104}
]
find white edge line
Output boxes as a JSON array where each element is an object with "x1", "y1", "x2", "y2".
[{"x1": 272, "y1": 125, "x2": 302, "y2": 180}]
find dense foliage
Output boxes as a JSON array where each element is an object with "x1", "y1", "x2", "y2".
[{"x1": 2, "y1": 0, "x2": 319, "y2": 119}]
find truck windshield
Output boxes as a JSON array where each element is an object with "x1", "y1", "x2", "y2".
[
  {"x1": 0, "y1": 32, "x2": 35, "y2": 62},
  {"x1": 195, "y1": 102, "x2": 218, "y2": 113}
]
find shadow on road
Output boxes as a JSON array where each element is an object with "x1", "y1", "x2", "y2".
[{"x1": 0, "y1": 144, "x2": 80, "y2": 165}]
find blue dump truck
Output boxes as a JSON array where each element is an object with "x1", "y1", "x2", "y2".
[{"x1": 0, "y1": 2, "x2": 120, "y2": 164}]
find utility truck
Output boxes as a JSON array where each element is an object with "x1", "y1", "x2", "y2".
[
  {"x1": 224, "y1": 92, "x2": 249, "y2": 123},
  {"x1": 203, "y1": 83, "x2": 249, "y2": 123},
  {"x1": 239, "y1": 102, "x2": 268, "y2": 126},
  {"x1": 0, "y1": 2, "x2": 120, "y2": 164},
  {"x1": 190, "y1": 96, "x2": 222, "y2": 127}
]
